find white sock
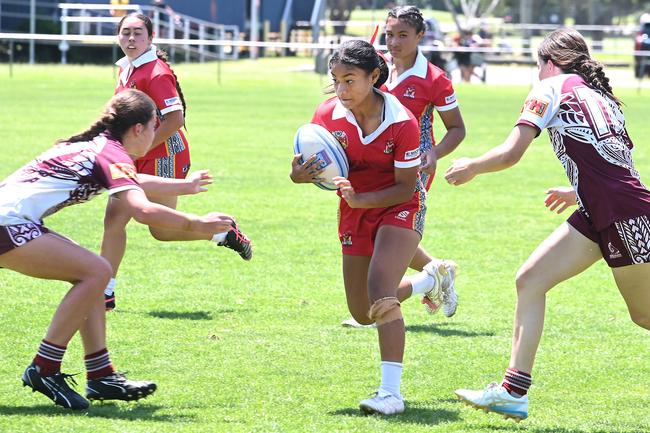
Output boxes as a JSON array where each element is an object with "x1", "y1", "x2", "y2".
[
  {"x1": 105, "y1": 278, "x2": 117, "y2": 297},
  {"x1": 410, "y1": 271, "x2": 436, "y2": 295},
  {"x1": 379, "y1": 361, "x2": 403, "y2": 398},
  {"x1": 211, "y1": 232, "x2": 228, "y2": 243}
]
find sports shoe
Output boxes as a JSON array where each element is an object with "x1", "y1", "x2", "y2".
[
  {"x1": 22, "y1": 363, "x2": 89, "y2": 410},
  {"x1": 105, "y1": 291, "x2": 115, "y2": 311},
  {"x1": 455, "y1": 382, "x2": 528, "y2": 421},
  {"x1": 421, "y1": 259, "x2": 445, "y2": 314},
  {"x1": 86, "y1": 372, "x2": 157, "y2": 402},
  {"x1": 341, "y1": 318, "x2": 377, "y2": 329},
  {"x1": 422, "y1": 259, "x2": 458, "y2": 317},
  {"x1": 219, "y1": 223, "x2": 253, "y2": 261},
  {"x1": 359, "y1": 391, "x2": 405, "y2": 415},
  {"x1": 440, "y1": 260, "x2": 458, "y2": 317}
]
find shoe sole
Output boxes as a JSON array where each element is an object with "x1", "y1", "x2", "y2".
[
  {"x1": 421, "y1": 296, "x2": 441, "y2": 315},
  {"x1": 87, "y1": 386, "x2": 156, "y2": 402},
  {"x1": 455, "y1": 392, "x2": 527, "y2": 422},
  {"x1": 441, "y1": 260, "x2": 459, "y2": 318},
  {"x1": 359, "y1": 403, "x2": 404, "y2": 416}
]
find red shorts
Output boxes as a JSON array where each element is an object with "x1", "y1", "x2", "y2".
[
  {"x1": 338, "y1": 196, "x2": 426, "y2": 256},
  {"x1": 568, "y1": 210, "x2": 650, "y2": 267},
  {"x1": 135, "y1": 146, "x2": 191, "y2": 179},
  {"x1": 0, "y1": 222, "x2": 49, "y2": 256}
]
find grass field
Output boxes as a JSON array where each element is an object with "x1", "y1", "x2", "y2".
[{"x1": 1, "y1": 59, "x2": 649, "y2": 433}]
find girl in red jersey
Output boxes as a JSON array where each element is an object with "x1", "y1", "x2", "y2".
[
  {"x1": 102, "y1": 13, "x2": 251, "y2": 310},
  {"x1": 446, "y1": 28, "x2": 650, "y2": 421},
  {"x1": 1, "y1": 89, "x2": 236, "y2": 410},
  {"x1": 383, "y1": 5, "x2": 466, "y2": 317},
  {"x1": 291, "y1": 40, "x2": 455, "y2": 416}
]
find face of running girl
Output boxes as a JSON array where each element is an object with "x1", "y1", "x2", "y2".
[
  {"x1": 118, "y1": 16, "x2": 152, "y2": 61},
  {"x1": 385, "y1": 17, "x2": 423, "y2": 60},
  {"x1": 127, "y1": 112, "x2": 157, "y2": 158},
  {"x1": 330, "y1": 62, "x2": 380, "y2": 111}
]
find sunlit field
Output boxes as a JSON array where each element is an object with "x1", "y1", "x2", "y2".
[{"x1": 0, "y1": 59, "x2": 649, "y2": 433}]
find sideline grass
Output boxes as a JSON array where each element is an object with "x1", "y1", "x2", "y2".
[{"x1": 0, "y1": 59, "x2": 649, "y2": 433}]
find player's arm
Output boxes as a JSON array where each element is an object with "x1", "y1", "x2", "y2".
[
  {"x1": 445, "y1": 124, "x2": 537, "y2": 186},
  {"x1": 421, "y1": 107, "x2": 466, "y2": 175},
  {"x1": 333, "y1": 165, "x2": 419, "y2": 209},
  {"x1": 113, "y1": 188, "x2": 233, "y2": 234},
  {"x1": 545, "y1": 186, "x2": 577, "y2": 214},
  {"x1": 137, "y1": 170, "x2": 213, "y2": 197},
  {"x1": 152, "y1": 109, "x2": 184, "y2": 147}
]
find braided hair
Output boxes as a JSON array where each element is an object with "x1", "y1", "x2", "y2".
[
  {"x1": 386, "y1": 5, "x2": 425, "y2": 34},
  {"x1": 329, "y1": 40, "x2": 389, "y2": 89},
  {"x1": 538, "y1": 28, "x2": 621, "y2": 106},
  {"x1": 117, "y1": 13, "x2": 188, "y2": 121},
  {"x1": 59, "y1": 89, "x2": 156, "y2": 144}
]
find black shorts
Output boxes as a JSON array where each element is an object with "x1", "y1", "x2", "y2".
[{"x1": 0, "y1": 222, "x2": 48, "y2": 256}]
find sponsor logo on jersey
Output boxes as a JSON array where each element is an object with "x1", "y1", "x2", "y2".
[
  {"x1": 341, "y1": 232, "x2": 353, "y2": 246},
  {"x1": 445, "y1": 93, "x2": 457, "y2": 104},
  {"x1": 109, "y1": 163, "x2": 138, "y2": 180},
  {"x1": 128, "y1": 81, "x2": 137, "y2": 89},
  {"x1": 332, "y1": 130, "x2": 348, "y2": 149},
  {"x1": 164, "y1": 96, "x2": 181, "y2": 107},
  {"x1": 403, "y1": 85, "x2": 416, "y2": 99},
  {"x1": 608, "y1": 242, "x2": 622, "y2": 259},
  {"x1": 404, "y1": 148, "x2": 420, "y2": 159},
  {"x1": 396, "y1": 210, "x2": 410, "y2": 220},
  {"x1": 522, "y1": 98, "x2": 549, "y2": 117},
  {"x1": 383, "y1": 140, "x2": 395, "y2": 154}
]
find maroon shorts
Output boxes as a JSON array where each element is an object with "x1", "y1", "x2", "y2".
[
  {"x1": 338, "y1": 196, "x2": 426, "y2": 256},
  {"x1": 0, "y1": 222, "x2": 49, "y2": 256},
  {"x1": 135, "y1": 147, "x2": 191, "y2": 179},
  {"x1": 568, "y1": 210, "x2": 650, "y2": 267}
]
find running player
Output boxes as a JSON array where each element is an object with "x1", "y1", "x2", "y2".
[
  {"x1": 290, "y1": 40, "x2": 455, "y2": 416},
  {"x1": 445, "y1": 28, "x2": 650, "y2": 421},
  {"x1": 2, "y1": 89, "x2": 236, "y2": 409}
]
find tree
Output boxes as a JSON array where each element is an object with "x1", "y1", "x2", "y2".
[{"x1": 441, "y1": 0, "x2": 502, "y2": 31}]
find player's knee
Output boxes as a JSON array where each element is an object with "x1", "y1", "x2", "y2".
[
  {"x1": 515, "y1": 267, "x2": 549, "y2": 296},
  {"x1": 351, "y1": 310, "x2": 374, "y2": 326},
  {"x1": 368, "y1": 297, "x2": 402, "y2": 326},
  {"x1": 629, "y1": 310, "x2": 650, "y2": 330}
]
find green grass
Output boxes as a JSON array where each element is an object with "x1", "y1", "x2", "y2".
[{"x1": 0, "y1": 59, "x2": 649, "y2": 432}]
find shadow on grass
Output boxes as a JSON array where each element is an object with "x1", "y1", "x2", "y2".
[
  {"x1": 464, "y1": 424, "x2": 649, "y2": 433},
  {"x1": 330, "y1": 405, "x2": 460, "y2": 425},
  {"x1": 0, "y1": 403, "x2": 196, "y2": 422},
  {"x1": 148, "y1": 310, "x2": 213, "y2": 320},
  {"x1": 406, "y1": 323, "x2": 495, "y2": 337}
]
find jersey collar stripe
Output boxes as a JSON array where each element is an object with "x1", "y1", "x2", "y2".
[{"x1": 385, "y1": 49, "x2": 428, "y2": 91}]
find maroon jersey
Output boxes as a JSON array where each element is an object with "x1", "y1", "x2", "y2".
[{"x1": 517, "y1": 73, "x2": 650, "y2": 230}]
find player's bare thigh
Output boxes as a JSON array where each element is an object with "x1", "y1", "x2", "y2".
[
  {"x1": 612, "y1": 262, "x2": 650, "y2": 329},
  {"x1": 342, "y1": 254, "x2": 372, "y2": 324}
]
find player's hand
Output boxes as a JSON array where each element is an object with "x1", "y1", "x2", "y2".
[
  {"x1": 196, "y1": 212, "x2": 235, "y2": 234},
  {"x1": 289, "y1": 154, "x2": 325, "y2": 184},
  {"x1": 445, "y1": 157, "x2": 476, "y2": 185},
  {"x1": 420, "y1": 148, "x2": 437, "y2": 175},
  {"x1": 545, "y1": 186, "x2": 577, "y2": 214},
  {"x1": 333, "y1": 176, "x2": 361, "y2": 208},
  {"x1": 186, "y1": 170, "x2": 213, "y2": 194}
]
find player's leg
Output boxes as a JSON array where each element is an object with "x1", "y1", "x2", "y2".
[
  {"x1": 358, "y1": 225, "x2": 420, "y2": 416},
  {"x1": 455, "y1": 221, "x2": 602, "y2": 421},
  {"x1": 0, "y1": 231, "x2": 112, "y2": 410},
  {"x1": 100, "y1": 195, "x2": 132, "y2": 310},
  {"x1": 613, "y1": 264, "x2": 650, "y2": 330}
]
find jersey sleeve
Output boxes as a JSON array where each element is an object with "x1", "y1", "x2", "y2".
[
  {"x1": 394, "y1": 118, "x2": 421, "y2": 169},
  {"x1": 430, "y1": 72, "x2": 458, "y2": 112},
  {"x1": 516, "y1": 79, "x2": 559, "y2": 136},
  {"x1": 148, "y1": 73, "x2": 184, "y2": 116},
  {"x1": 95, "y1": 143, "x2": 143, "y2": 195}
]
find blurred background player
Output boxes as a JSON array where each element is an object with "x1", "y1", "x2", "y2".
[
  {"x1": 103, "y1": 13, "x2": 252, "y2": 310},
  {"x1": 290, "y1": 40, "x2": 455, "y2": 416},
  {"x1": 1, "y1": 89, "x2": 236, "y2": 410},
  {"x1": 445, "y1": 28, "x2": 650, "y2": 421}
]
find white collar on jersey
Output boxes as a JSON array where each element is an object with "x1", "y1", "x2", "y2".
[
  {"x1": 384, "y1": 48, "x2": 428, "y2": 91},
  {"x1": 115, "y1": 44, "x2": 159, "y2": 85},
  {"x1": 332, "y1": 88, "x2": 411, "y2": 145}
]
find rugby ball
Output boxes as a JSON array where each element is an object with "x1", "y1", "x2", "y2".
[{"x1": 293, "y1": 123, "x2": 349, "y2": 191}]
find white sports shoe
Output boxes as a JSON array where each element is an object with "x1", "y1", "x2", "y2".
[
  {"x1": 422, "y1": 259, "x2": 458, "y2": 315},
  {"x1": 341, "y1": 318, "x2": 377, "y2": 329},
  {"x1": 455, "y1": 382, "x2": 528, "y2": 421},
  {"x1": 359, "y1": 391, "x2": 405, "y2": 415},
  {"x1": 440, "y1": 260, "x2": 458, "y2": 317}
]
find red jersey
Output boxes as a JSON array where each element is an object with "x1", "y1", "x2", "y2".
[
  {"x1": 115, "y1": 45, "x2": 188, "y2": 161},
  {"x1": 311, "y1": 90, "x2": 423, "y2": 194},
  {"x1": 382, "y1": 50, "x2": 457, "y2": 152}
]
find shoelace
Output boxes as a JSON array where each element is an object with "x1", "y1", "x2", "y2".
[
  {"x1": 51, "y1": 372, "x2": 81, "y2": 389},
  {"x1": 230, "y1": 228, "x2": 250, "y2": 246}
]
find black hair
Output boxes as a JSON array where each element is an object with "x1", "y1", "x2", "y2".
[
  {"x1": 59, "y1": 89, "x2": 156, "y2": 143},
  {"x1": 329, "y1": 40, "x2": 389, "y2": 89},
  {"x1": 386, "y1": 5, "x2": 425, "y2": 34},
  {"x1": 117, "y1": 13, "x2": 188, "y2": 122}
]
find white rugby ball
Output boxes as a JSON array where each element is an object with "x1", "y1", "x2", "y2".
[{"x1": 293, "y1": 123, "x2": 349, "y2": 191}]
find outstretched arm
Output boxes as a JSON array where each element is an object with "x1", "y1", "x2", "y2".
[
  {"x1": 444, "y1": 124, "x2": 537, "y2": 186},
  {"x1": 137, "y1": 170, "x2": 213, "y2": 198}
]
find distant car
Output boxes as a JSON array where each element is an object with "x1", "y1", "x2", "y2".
[{"x1": 634, "y1": 20, "x2": 650, "y2": 78}]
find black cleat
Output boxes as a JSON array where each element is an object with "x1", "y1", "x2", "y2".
[
  {"x1": 219, "y1": 223, "x2": 253, "y2": 261},
  {"x1": 105, "y1": 291, "x2": 115, "y2": 311},
  {"x1": 86, "y1": 372, "x2": 156, "y2": 402},
  {"x1": 22, "y1": 363, "x2": 89, "y2": 410}
]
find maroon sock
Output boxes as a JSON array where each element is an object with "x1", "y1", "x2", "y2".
[
  {"x1": 84, "y1": 348, "x2": 116, "y2": 380},
  {"x1": 33, "y1": 340, "x2": 66, "y2": 377},
  {"x1": 502, "y1": 367, "x2": 532, "y2": 397}
]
